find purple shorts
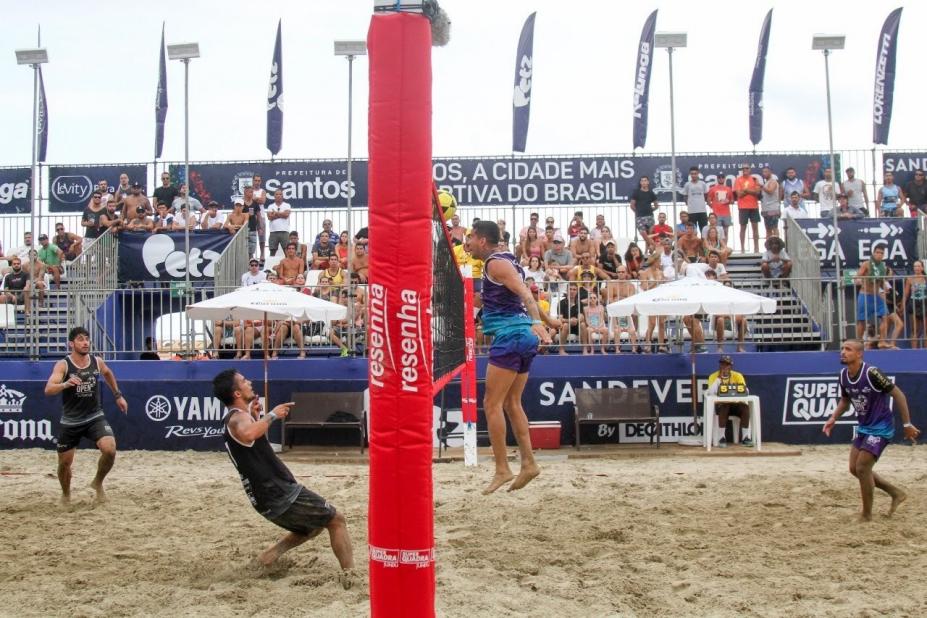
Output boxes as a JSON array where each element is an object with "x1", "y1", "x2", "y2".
[
  {"x1": 488, "y1": 330, "x2": 538, "y2": 374},
  {"x1": 852, "y1": 433, "x2": 891, "y2": 460}
]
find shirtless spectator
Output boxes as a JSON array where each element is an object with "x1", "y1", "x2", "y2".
[
  {"x1": 224, "y1": 200, "x2": 249, "y2": 236},
  {"x1": 569, "y1": 227, "x2": 595, "y2": 260},
  {"x1": 153, "y1": 172, "x2": 179, "y2": 213},
  {"x1": 274, "y1": 243, "x2": 306, "y2": 285},
  {"x1": 153, "y1": 203, "x2": 175, "y2": 233},
  {"x1": 350, "y1": 243, "x2": 369, "y2": 282},
  {"x1": 312, "y1": 231, "x2": 338, "y2": 270},
  {"x1": 124, "y1": 205, "x2": 154, "y2": 233},
  {"x1": 200, "y1": 202, "x2": 226, "y2": 230},
  {"x1": 448, "y1": 214, "x2": 466, "y2": 245},
  {"x1": 854, "y1": 245, "x2": 893, "y2": 346},
  {"x1": 122, "y1": 182, "x2": 153, "y2": 222},
  {"x1": 288, "y1": 231, "x2": 309, "y2": 267},
  {"x1": 677, "y1": 223, "x2": 702, "y2": 264},
  {"x1": 24, "y1": 250, "x2": 47, "y2": 306},
  {"x1": 53, "y1": 223, "x2": 82, "y2": 261}
]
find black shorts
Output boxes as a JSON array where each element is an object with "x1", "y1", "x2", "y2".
[
  {"x1": 56, "y1": 416, "x2": 114, "y2": 453},
  {"x1": 738, "y1": 209, "x2": 761, "y2": 225},
  {"x1": 267, "y1": 486, "x2": 336, "y2": 535},
  {"x1": 762, "y1": 212, "x2": 781, "y2": 228}
]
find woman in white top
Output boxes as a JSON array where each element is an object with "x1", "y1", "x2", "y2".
[{"x1": 523, "y1": 255, "x2": 547, "y2": 285}]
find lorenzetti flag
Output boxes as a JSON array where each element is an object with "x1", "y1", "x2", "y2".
[
  {"x1": 873, "y1": 7, "x2": 902, "y2": 145},
  {"x1": 512, "y1": 12, "x2": 536, "y2": 153},
  {"x1": 749, "y1": 9, "x2": 773, "y2": 146},
  {"x1": 632, "y1": 10, "x2": 657, "y2": 150},
  {"x1": 154, "y1": 23, "x2": 168, "y2": 159},
  {"x1": 37, "y1": 66, "x2": 48, "y2": 162},
  {"x1": 266, "y1": 19, "x2": 284, "y2": 156}
]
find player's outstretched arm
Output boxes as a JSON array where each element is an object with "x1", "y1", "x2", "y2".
[
  {"x1": 230, "y1": 402, "x2": 295, "y2": 443},
  {"x1": 44, "y1": 360, "x2": 77, "y2": 396},
  {"x1": 889, "y1": 387, "x2": 920, "y2": 443}
]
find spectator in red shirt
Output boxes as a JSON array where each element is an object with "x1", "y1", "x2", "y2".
[
  {"x1": 648, "y1": 212, "x2": 673, "y2": 245},
  {"x1": 734, "y1": 164, "x2": 761, "y2": 254},
  {"x1": 707, "y1": 172, "x2": 734, "y2": 239}
]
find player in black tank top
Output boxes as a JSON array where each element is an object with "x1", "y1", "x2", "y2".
[
  {"x1": 45, "y1": 327, "x2": 128, "y2": 504},
  {"x1": 213, "y1": 369, "x2": 356, "y2": 587}
]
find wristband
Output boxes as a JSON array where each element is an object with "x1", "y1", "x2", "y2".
[
  {"x1": 113, "y1": 391, "x2": 124, "y2": 399},
  {"x1": 532, "y1": 320, "x2": 543, "y2": 325},
  {"x1": 267, "y1": 411, "x2": 278, "y2": 423},
  {"x1": 903, "y1": 423, "x2": 914, "y2": 428}
]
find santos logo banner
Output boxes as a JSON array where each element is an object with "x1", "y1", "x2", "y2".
[{"x1": 49, "y1": 164, "x2": 147, "y2": 212}]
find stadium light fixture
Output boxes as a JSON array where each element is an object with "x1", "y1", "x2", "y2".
[
  {"x1": 812, "y1": 33, "x2": 846, "y2": 339},
  {"x1": 654, "y1": 32, "x2": 687, "y2": 49},
  {"x1": 15, "y1": 48, "x2": 48, "y2": 65},
  {"x1": 334, "y1": 40, "x2": 367, "y2": 57},
  {"x1": 167, "y1": 43, "x2": 200, "y2": 60}
]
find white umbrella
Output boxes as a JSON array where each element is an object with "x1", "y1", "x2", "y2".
[
  {"x1": 606, "y1": 278, "x2": 777, "y2": 442},
  {"x1": 186, "y1": 282, "x2": 348, "y2": 408},
  {"x1": 606, "y1": 277, "x2": 776, "y2": 318}
]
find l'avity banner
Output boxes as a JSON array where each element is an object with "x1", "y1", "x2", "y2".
[
  {"x1": 0, "y1": 167, "x2": 32, "y2": 214},
  {"x1": 49, "y1": 164, "x2": 147, "y2": 212},
  {"x1": 117, "y1": 231, "x2": 233, "y2": 283},
  {"x1": 796, "y1": 217, "x2": 918, "y2": 269},
  {"x1": 175, "y1": 153, "x2": 828, "y2": 209}
]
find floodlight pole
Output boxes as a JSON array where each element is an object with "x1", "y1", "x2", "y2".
[
  {"x1": 656, "y1": 32, "x2": 686, "y2": 221},
  {"x1": 182, "y1": 56, "x2": 193, "y2": 354},
  {"x1": 822, "y1": 47, "x2": 845, "y2": 343}
]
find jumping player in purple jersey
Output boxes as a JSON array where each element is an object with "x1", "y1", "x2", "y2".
[
  {"x1": 466, "y1": 220, "x2": 555, "y2": 494},
  {"x1": 823, "y1": 340, "x2": 920, "y2": 521}
]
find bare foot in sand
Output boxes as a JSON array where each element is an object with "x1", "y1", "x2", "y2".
[
  {"x1": 338, "y1": 568, "x2": 357, "y2": 590},
  {"x1": 59, "y1": 493, "x2": 70, "y2": 507},
  {"x1": 858, "y1": 513, "x2": 873, "y2": 523},
  {"x1": 257, "y1": 547, "x2": 280, "y2": 567},
  {"x1": 888, "y1": 491, "x2": 907, "y2": 517},
  {"x1": 482, "y1": 471, "x2": 515, "y2": 495},
  {"x1": 90, "y1": 481, "x2": 107, "y2": 504},
  {"x1": 508, "y1": 463, "x2": 540, "y2": 492}
]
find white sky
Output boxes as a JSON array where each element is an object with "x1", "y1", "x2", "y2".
[{"x1": 0, "y1": 0, "x2": 921, "y2": 168}]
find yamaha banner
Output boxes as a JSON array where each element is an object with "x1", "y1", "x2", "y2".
[
  {"x1": 0, "y1": 167, "x2": 32, "y2": 214},
  {"x1": 882, "y1": 151, "x2": 926, "y2": 188},
  {"x1": 117, "y1": 231, "x2": 233, "y2": 283},
  {"x1": 796, "y1": 218, "x2": 918, "y2": 269},
  {"x1": 632, "y1": 10, "x2": 657, "y2": 150},
  {"x1": 175, "y1": 153, "x2": 827, "y2": 208},
  {"x1": 266, "y1": 19, "x2": 284, "y2": 156},
  {"x1": 872, "y1": 8, "x2": 902, "y2": 145},
  {"x1": 49, "y1": 164, "x2": 147, "y2": 212},
  {"x1": 511, "y1": 12, "x2": 536, "y2": 153},
  {"x1": 749, "y1": 9, "x2": 772, "y2": 146}
]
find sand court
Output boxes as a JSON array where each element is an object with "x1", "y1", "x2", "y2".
[{"x1": 1, "y1": 445, "x2": 925, "y2": 617}]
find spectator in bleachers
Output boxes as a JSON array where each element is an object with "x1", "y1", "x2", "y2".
[
  {"x1": 24, "y1": 250, "x2": 47, "y2": 306},
  {"x1": 496, "y1": 219, "x2": 511, "y2": 250},
  {"x1": 350, "y1": 243, "x2": 369, "y2": 282},
  {"x1": 701, "y1": 228, "x2": 731, "y2": 264},
  {"x1": 103, "y1": 194, "x2": 124, "y2": 234},
  {"x1": 225, "y1": 200, "x2": 250, "y2": 241},
  {"x1": 735, "y1": 164, "x2": 762, "y2": 253},
  {"x1": 153, "y1": 203, "x2": 175, "y2": 233},
  {"x1": 651, "y1": 236, "x2": 678, "y2": 280},
  {"x1": 567, "y1": 211, "x2": 585, "y2": 239},
  {"x1": 558, "y1": 282, "x2": 582, "y2": 355},
  {"x1": 242, "y1": 186, "x2": 264, "y2": 262},
  {"x1": 543, "y1": 225, "x2": 556, "y2": 249},
  {"x1": 682, "y1": 308, "x2": 707, "y2": 354},
  {"x1": 677, "y1": 223, "x2": 702, "y2": 264},
  {"x1": 876, "y1": 171, "x2": 905, "y2": 218},
  {"x1": 124, "y1": 202, "x2": 154, "y2": 233},
  {"x1": 761, "y1": 236, "x2": 792, "y2": 282},
  {"x1": 647, "y1": 212, "x2": 673, "y2": 246},
  {"x1": 274, "y1": 243, "x2": 306, "y2": 285},
  {"x1": 580, "y1": 289, "x2": 608, "y2": 355},
  {"x1": 200, "y1": 202, "x2": 226, "y2": 230},
  {"x1": 902, "y1": 259, "x2": 927, "y2": 348},
  {"x1": 836, "y1": 194, "x2": 864, "y2": 221},
  {"x1": 569, "y1": 252, "x2": 610, "y2": 283},
  {"x1": 523, "y1": 256, "x2": 547, "y2": 285},
  {"x1": 630, "y1": 176, "x2": 659, "y2": 249},
  {"x1": 599, "y1": 240, "x2": 623, "y2": 278},
  {"x1": 683, "y1": 167, "x2": 710, "y2": 233},
  {"x1": 519, "y1": 226, "x2": 546, "y2": 264},
  {"x1": 153, "y1": 172, "x2": 179, "y2": 213},
  {"x1": 605, "y1": 265, "x2": 640, "y2": 353},
  {"x1": 569, "y1": 227, "x2": 595, "y2": 261},
  {"x1": 212, "y1": 320, "x2": 245, "y2": 359},
  {"x1": 37, "y1": 234, "x2": 64, "y2": 289},
  {"x1": 623, "y1": 242, "x2": 645, "y2": 279},
  {"x1": 639, "y1": 257, "x2": 669, "y2": 352},
  {"x1": 265, "y1": 189, "x2": 291, "y2": 257},
  {"x1": 589, "y1": 214, "x2": 608, "y2": 242},
  {"x1": 543, "y1": 233, "x2": 574, "y2": 281},
  {"x1": 140, "y1": 336, "x2": 160, "y2": 360},
  {"x1": 674, "y1": 211, "x2": 691, "y2": 239},
  {"x1": 335, "y1": 231, "x2": 350, "y2": 268},
  {"x1": 250, "y1": 176, "x2": 268, "y2": 262},
  {"x1": 448, "y1": 214, "x2": 466, "y2": 245},
  {"x1": 701, "y1": 212, "x2": 727, "y2": 242},
  {"x1": 123, "y1": 181, "x2": 152, "y2": 218},
  {"x1": 712, "y1": 295, "x2": 748, "y2": 354},
  {"x1": 779, "y1": 167, "x2": 809, "y2": 211},
  {"x1": 53, "y1": 223, "x2": 82, "y2": 261},
  {"x1": 172, "y1": 203, "x2": 198, "y2": 231},
  {"x1": 854, "y1": 245, "x2": 892, "y2": 346},
  {"x1": 904, "y1": 170, "x2": 927, "y2": 217},
  {"x1": 288, "y1": 231, "x2": 309, "y2": 267},
  {"x1": 543, "y1": 215, "x2": 558, "y2": 233},
  {"x1": 315, "y1": 219, "x2": 335, "y2": 243},
  {"x1": 707, "y1": 171, "x2": 735, "y2": 239},
  {"x1": 7, "y1": 232, "x2": 34, "y2": 269},
  {"x1": 322, "y1": 258, "x2": 345, "y2": 286},
  {"x1": 241, "y1": 258, "x2": 266, "y2": 286},
  {"x1": 842, "y1": 167, "x2": 870, "y2": 215},
  {"x1": 517, "y1": 212, "x2": 540, "y2": 248},
  {"x1": 760, "y1": 166, "x2": 781, "y2": 236},
  {"x1": 171, "y1": 184, "x2": 203, "y2": 214},
  {"x1": 0, "y1": 256, "x2": 32, "y2": 314},
  {"x1": 781, "y1": 191, "x2": 809, "y2": 221},
  {"x1": 81, "y1": 191, "x2": 111, "y2": 240},
  {"x1": 266, "y1": 271, "x2": 279, "y2": 284},
  {"x1": 312, "y1": 231, "x2": 338, "y2": 270},
  {"x1": 113, "y1": 173, "x2": 132, "y2": 210},
  {"x1": 813, "y1": 167, "x2": 840, "y2": 219}
]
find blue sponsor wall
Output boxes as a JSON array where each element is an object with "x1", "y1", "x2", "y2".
[{"x1": 1, "y1": 351, "x2": 924, "y2": 451}]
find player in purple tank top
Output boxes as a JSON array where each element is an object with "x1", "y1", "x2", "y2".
[{"x1": 823, "y1": 340, "x2": 920, "y2": 521}]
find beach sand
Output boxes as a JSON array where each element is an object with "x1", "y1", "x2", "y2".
[{"x1": 1, "y1": 445, "x2": 925, "y2": 617}]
